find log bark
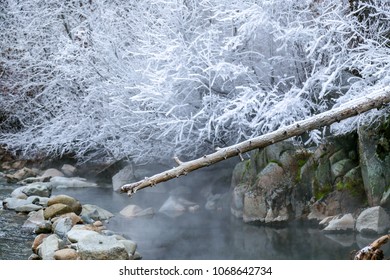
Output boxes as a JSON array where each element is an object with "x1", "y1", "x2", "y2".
[
  {"x1": 353, "y1": 234, "x2": 390, "y2": 260},
  {"x1": 121, "y1": 87, "x2": 390, "y2": 196}
]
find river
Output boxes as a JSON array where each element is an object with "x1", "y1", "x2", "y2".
[{"x1": 1, "y1": 182, "x2": 387, "y2": 260}]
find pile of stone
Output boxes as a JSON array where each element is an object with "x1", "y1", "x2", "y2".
[{"x1": 2, "y1": 165, "x2": 141, "y2": 260}]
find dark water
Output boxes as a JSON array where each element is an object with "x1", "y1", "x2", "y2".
[{"x1": 1, "y1": 184, "x2": 388, "y2": 260}]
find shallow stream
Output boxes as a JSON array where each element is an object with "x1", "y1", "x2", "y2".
[{"x1": 1, "y1": 184, "x2": 388, "y2": 260}]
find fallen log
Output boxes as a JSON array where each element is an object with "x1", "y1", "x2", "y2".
[
  {"x1": 121, "y1": 87, "x2": 390, "y2": 196},
  {"x1": 353, "y1": 234, "x2": 390, "y2": 260}
]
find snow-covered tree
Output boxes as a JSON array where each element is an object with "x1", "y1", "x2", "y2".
[{"x1": 1, "y1": 0, "x2": 389, "y2": 164}]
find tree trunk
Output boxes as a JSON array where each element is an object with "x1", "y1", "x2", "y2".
[{"x1": 121, "y1": 87, "x2": 390, "y2": 196}]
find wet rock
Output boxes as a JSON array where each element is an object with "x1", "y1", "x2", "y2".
[
  {"x1": 44, "y1": 203, "x2": 73, "y2": 220},
  {"x1": 331, "y1": 159, "x2": 356, "y2": 181},
  {"x1": 48, "y1": 194, "x2": 82, "y2": 215},
  {"x1": 50, "y1": 176, "x2": 97, "y2": 188},
  {"x1": 112, "y1": 164, "x2": 134, "y2": 192},
  {"x1": 120, "y1": 204, "x2": 154, "y2": 218},
  {"x1": 356, "y1": 206, "x2": 390, "y2": 235},
  {"x1": 54, "y1": 248, "x2": 79, "y2": 260},
  {"x1": 38, "y1": 234, "x2": 61, "y2": 260},
  {"x1": 77, "y1": 235, "x2": 129, "y2": 260},
  {"x1": 22, "y1": 182, "x2": 52, "y2": 197},
  {"x1": 323, "y1": 214, "x2": 355, "y2": 232},
  {"x1": 81, "y1": 204, "x2": 114, "y2": 221},
  {"x1": 61, "y1": 164, "x2": 76, "y2": 177}
]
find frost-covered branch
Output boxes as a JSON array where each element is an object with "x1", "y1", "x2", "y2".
[{"x1": 1, "y1": 0, "x2": 390, "y2": 164}]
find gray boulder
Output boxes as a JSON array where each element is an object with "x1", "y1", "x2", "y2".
[
  {"x1": 53, "y1": 217, "x2": 74, "y2": 239},
  {"x1": 67, "y1": 227, "x2": 100, "y2": 243},
  {"x1": 22, "y1": 209, "x2": 46, "y2": 232},
  {"x1": 356, "y1": 206, "x2": 390, "y2": 235},
  {"x1": 15, "y1": 204, "x2": 43, "y2": 213},
  {"x1": 77, "y1": 235, "x2": 129, "y2": 260},
  {"x1": 119, "y1": 204, "x2": 154, "y2": 218}
]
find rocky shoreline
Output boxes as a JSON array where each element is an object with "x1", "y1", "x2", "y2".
[{"x1": 0, "y1": 160, "x2": 142, "y2": 260}]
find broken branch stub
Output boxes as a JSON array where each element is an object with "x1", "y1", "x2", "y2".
[{"x1": 121, "y1": 87, "x2": 390, "y2": 196}]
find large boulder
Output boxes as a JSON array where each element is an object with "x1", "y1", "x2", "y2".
[
  {"x1": 37, "y1": 234, "x2": 61, "y2": 260},
  {"x1": 358, "y1": 122, "x2": 390, "y2": 207},
  {"x1": 356, "y1": 206, "x2": 390, "y2": 235},
  {"x1": 77, "y1": 235, "x2": 129, "y2": 260}
]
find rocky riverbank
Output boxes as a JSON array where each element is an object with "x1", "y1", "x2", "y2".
[
  {"x1": 230, "y1": 126, "x2": 390, "y2": 237},
  {"x1": 0, "y1": 159, "x2": 141, "y2": 260}
]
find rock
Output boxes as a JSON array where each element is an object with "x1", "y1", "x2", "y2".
[
  {"x1": 61, "y1": 164, "x2": 76, "y2": 177},
  {"x1": 32, "y1": 234, "x2": 49, "y2": 254},
  {"x1": 52, "y1": 212, "x2": 82, "y2": 226},
  {"x1": 358, "y1": 124, "x2": 390, "y2": 207},
  {"x1": 323, "y1": 214, "x2": 355, "y2": 232},
  {"x1": 50, "y1": 176, "x2": 97, "y2": 188},
  {"x1": 34, "y1": 221, "x2": 53, "y2": 234},
  {"x1": 81, "y1": 204, "x2": 114, "y2": 221},
  {"x1": 131, "y1": 251, "x2": 142, "y2": 260},
  {"x1": 77, "y1": 235, "x2": 129, "y2": 260},
  {"x1": 11, "y1": 186, "x2": 28, "y2": 199},
  {"x1": 23, "y1": 209, "x2": 46, "y2": 232},
  {"x1": 119, "y1": 240, "x2": 137, "y2": 256},
  {"x1": 54, "y1": 248, "x2": 79, "y2": 260},
  {"x1": 28, "y1": 253, "x2": 41, "y2": 260},
  {"x1": 48, "y1": 194, "x2": 82, "y2": 215},
  {"x1": 243, "y1": 190, "x2": 267, "y2": 223},
  {"x1": 38, "y1": 234, "x2": 61, "y2": 260},
  {"x1": 41, "y1": 168, "x2": 65, "y2": 178},
  {"x1": 22, "y1": 182, "x2": 52, "y2": 197},
  {"x1": 67, "y1": 228, "x2": 100, "y2": 243},
  {"x1": 120, "y1": 204, "x2": 155, "y2": 218},
  {"x1": 231, "y1": 184, "x2": 249, "y2": 218},
  {"x1": 356, "y1": 206, "x2": 390, "y2": 235},
  {"x1": 44, "y1": 203, "x2": 73, "y2": 220},
  {"x1": 2, "y1": 197, "x2": 30, "y2": 210},
  {"x1": 112, "y1": 164, "x2": 134, "y2": 192},
  {"x1": 159, "y1": 195, "x2": 197, "y2": 217},
  {"x1": 331, "y1": 159, "x2": 356, "y2": 181},
  {"x1": 5, "y1": 167, "x2": 36, "y2": 183},
  {"x1": 53, "y1": 217, "x2": 74, "y2": 238},
  {"x1": 15, "y1": 203, "x2": 43, "y2": 213}
]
